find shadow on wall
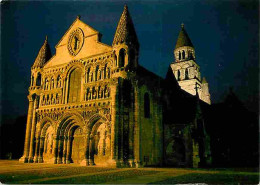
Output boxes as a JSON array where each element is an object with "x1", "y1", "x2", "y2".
[{"x1": 0, "y1": 115, "x2": 27, "y2": 159}]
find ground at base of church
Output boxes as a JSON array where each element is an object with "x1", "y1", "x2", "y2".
[{"x1": 0, "y1": 160, "x2": 258, "y2": 184}]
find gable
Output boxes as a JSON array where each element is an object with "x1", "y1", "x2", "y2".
[
  {"x1": 45, "y1": 18, "x2": 112, "y2": 68},
  {"x1": 55, "y1": 18, "x2": 99, "y2": 48}
]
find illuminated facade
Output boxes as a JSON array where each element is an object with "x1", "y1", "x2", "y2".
[{"x1": 20, "y1": 5, "x2": 211, "y2": 168}]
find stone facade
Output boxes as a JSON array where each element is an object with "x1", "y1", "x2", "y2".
[{"x1": 20, "y1": 5, "x2": 210, "y2": 168}]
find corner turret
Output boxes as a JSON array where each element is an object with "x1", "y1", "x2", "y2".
[
  {"x1": 112, "y1": 5, "x2": 139, "y2": 75},
  {"x1": 30, "y1": 36, "x2": 52, "y2": 89},
  {"x1": 32, "y1": 36, "x2": 52, "y2": 69}
]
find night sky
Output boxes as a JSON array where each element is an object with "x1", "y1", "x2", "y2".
[{"x1": 1, "y1": 0, "x2": 259, "y2": 123}]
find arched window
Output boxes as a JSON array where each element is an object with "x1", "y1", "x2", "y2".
[
  {"x1": 107, "y1": 68, "x2": 110, "y2": 78},
  {"x1": 182, "y1": 50, "x2": 185, "y2": 59},
  {"x1": 98, "y1": 69, "x2": 102, "y2": 80},
  {"x1": 68, "y1": 68, "x2": 82, "y2": 103},
  {"x1": 95, "y1": 66, "x2": 99, "y2": 81},
  {"x1": 177, "y1": 70, "x2": 181, "y2": 81},
  {"x1": 185, "y1": 69, "x2": 189, "y2": 79},
  {"x1": 190, "y1": 51, "x2": 194, "y2": 59},
  {"x1": 86, "y1": 68, "x2": 90, "y2": 82},
  {"x1": 144, "y1": 93, "x2": 150, "y2": 118},
  {"x1": 104, "y1": 64, "x2": 107, "y2": 79},
  {"x1": 44, "y1": 78, "x2": 49, "y2": 90},
  {"x1": 178, "y1": 51, "x2": 181, "y2": 60},
  {"x1": 115, "y1": 54, "x2": 117, "y2": 67},
  {"x1": 36, "y1": 73, "x2": 41, "y2": 86},
  {"x1": 57, "y1": 75, "x2": 61, "y2": 88},
  {"x1": 119, "y1": 48, "x2": 126, "y2": 67},
  {"x1": 51, "y1": 77, "x2": 54, "y2": 89}
]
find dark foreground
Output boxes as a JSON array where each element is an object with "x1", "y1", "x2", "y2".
[{"x1": 0, "y1": 160, "x2": 258, "y2": 184}]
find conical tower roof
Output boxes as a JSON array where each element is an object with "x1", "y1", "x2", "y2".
[
  {"x1": 112, "y1": 5, "x2": 139, "y2": 47},
  {"x1": 175, "y1": 24, "x2": 194, "y2": 49},
  {"x1": 32, "y1": 36, "x2": 52, "y2": 69}
]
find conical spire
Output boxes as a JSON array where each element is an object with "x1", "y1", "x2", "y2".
[
  {"x1": 32, "y1": 36, "x2": 52, "y2": 69},
  {"x1": 112, "y1": 5, "x2": 139, "y2": 48},
  {"x1": 175, "y1": 24, "x2": 194, "y2": 49}
]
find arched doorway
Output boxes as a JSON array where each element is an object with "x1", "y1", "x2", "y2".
[
  {"x1": 39, "y1": 122, "x2": 55, "y2": 163},
  {"x1": 71, "y1": 126, "x2": 85, "y2": 164},
  {"x1": 89, "y1": 121, "x2": 111, "y2": 166}
]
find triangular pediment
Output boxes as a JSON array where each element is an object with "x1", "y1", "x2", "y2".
[
  {"x1": 44, "y1": 17, "x2": 112, "y2": 68},
  {"x1": 55, "y1": 17, "x2": 99, "y2": 48}
]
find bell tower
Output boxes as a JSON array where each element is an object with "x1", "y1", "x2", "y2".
[{"x1": 170, "y1": 24, "x2": 211, "y2": 104}]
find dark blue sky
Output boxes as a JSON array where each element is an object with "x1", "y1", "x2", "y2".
[{"x1": 1, "y1": 0, "x2": 259, "y2": 121}]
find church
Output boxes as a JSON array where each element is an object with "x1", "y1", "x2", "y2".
[{"x1": 20, "y1": 5, "x2": 211, "y2": 168}]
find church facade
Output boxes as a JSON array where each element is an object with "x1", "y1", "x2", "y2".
[{"x1": 20, "y1": 5, "x2": 211, "y2": 168}]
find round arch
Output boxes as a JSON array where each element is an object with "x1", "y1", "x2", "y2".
[{"x1": 55, "y1": 112, "x2": 86, "y2": 164}]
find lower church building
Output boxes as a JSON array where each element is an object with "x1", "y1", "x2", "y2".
[{"x1": 20, "y1": 5, "x2": 212, "y2": 168}]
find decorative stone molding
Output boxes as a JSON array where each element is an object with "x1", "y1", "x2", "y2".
[{"x1": 67, "y1": 28, "x2": 84, "y2": 56}]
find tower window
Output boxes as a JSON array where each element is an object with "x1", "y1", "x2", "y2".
[
  {"x1": 178, "y1": 51, "x2": 181, "y2": 60},
  {"x1": 177, "y1": 70, "x2": 181, "y2": 81},
  {"x1": 119, "y1": 48, "x2": 126, "y2": 67},
  {"x1": 144, "y1": 93, "x2": 150, "y2": 118},
  {"x1": 182, "y1": 50, "x2": 185, "y2": 59},
  {"x1": 185, "y1": 69, "x2": 189, "y2": 79}
]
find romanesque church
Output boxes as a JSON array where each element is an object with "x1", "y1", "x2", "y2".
[{"x1": 20, "y1": 5, "x2": 211, "y2": 168}]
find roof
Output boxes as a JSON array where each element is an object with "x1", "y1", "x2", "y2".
[
  {"x1": 32, "y1": 36, "x2": 52, "y2": 69},
  {"x1": 112, "y1": 5, "x2": 139, "y2": 47},
  {"x1": 175, "y1": 24, "x2": 194, "y2": 49}
]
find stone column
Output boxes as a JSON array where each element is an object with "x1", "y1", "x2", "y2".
[
  {"x1": 133, "y1": 84, "x2": 141, "y2": 167},
  {"x1": 119, "y1": 83, "x2": 124, "y2": 166},
  {"x1": 89, "y1": 135, "x2": 95, "y2": 165},
  {"x1": 110, "y1": 83, "x2": 118, "y2": 163},
  {"x1": 38, "y1": 136, "x2": 44, "y2": 163},
  {"x1": 58, "y1": 136, "x2": 63, "y2": 164},
  {"x1": 19, "y1": 95, "x2": 34, "y2": 163},
  {"x1": 128, "y1": 89, "x2": 134, "y2": 167},
  {"x1": 66, "y1": 136, "x2": 72, "y2": 164},
  {"x1": 85, "y1": 133, "x2": 90, "y2": 166},
  {"x1": 65, "y1": 77, "x2": 69, "y2": 104},
  {"x1": 33, "y1": 136, "x2": 40, "y2": 163},
  {"x1": 29, "y1": 96, "x2": 39, "y2": 162},
  {"x1": 63, "y1": 136, "x2": 68, "y2": 164},
  {"x1": 53, "y1": 135, "x2": 58, "y2": 164}
]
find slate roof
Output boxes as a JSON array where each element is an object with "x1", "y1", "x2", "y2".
[{"x1": 175, "y1": 24, "x2": 194, "y2": 49}]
